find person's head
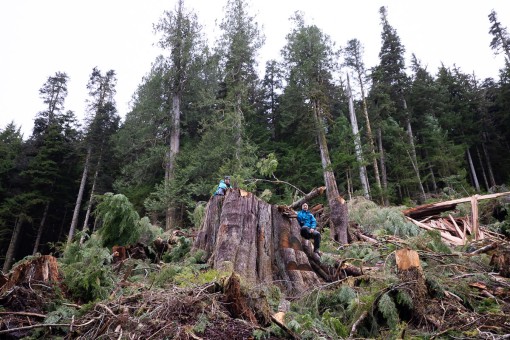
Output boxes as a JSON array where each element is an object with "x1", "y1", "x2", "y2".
[
  {"x1": 302, "y1": 203, "x2": 308, "y2": 211},
  {"x1": 224, "y1": 175, "x2": 230, "y2": 184}
]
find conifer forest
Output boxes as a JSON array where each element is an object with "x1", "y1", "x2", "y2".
[{"x1": 1, "y1": 1, "x2": 510, "y2": 339}]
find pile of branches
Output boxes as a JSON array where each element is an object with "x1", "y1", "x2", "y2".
[{"x1": 66, "y1": 277, "x2": 286, "y2": 340}]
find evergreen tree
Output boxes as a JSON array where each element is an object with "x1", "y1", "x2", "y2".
[
  {"x1": 489, "y1": 10, "x2": 510, "y2": 62},
  {"x1": 68, "y1": 68, "x2": 119, "y2": 245},
  {"x1": 154, "y1": 0, "x2": 204, "y2": 230},
  {"x1": 344, "y1": 38, "x2": 382, "y2": 198},
  {"x1": 215, "y1": 0, "x2": 263, "y2": 165},
  {"x1": 282, "y1": 12, "x2": 349, "y2": 243},
  {"x1": 370, "y1": 6, "x2": 425, "y2": 203}
]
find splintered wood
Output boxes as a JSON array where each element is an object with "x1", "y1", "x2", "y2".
[{"x1": 403, "y1": 192, "x2": 510, "y2": 245}]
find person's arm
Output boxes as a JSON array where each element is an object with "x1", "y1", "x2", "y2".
[
  {"x1": 297, "y1": 211, "x2": 304, "y2": 226},
  {"x1": 309, "y1": 213, "x2": 317, "y2": 230}
]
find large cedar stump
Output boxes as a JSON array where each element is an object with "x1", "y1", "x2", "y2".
[{"x1": 193, "y1": 189, "x2": 322, "y2": 294}]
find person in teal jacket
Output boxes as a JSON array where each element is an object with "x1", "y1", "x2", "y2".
[
  {"x1": 214, "y1": 176, "x2": 232, "y2": 196},
  {"x1": 297, "y1": 203, "x2": 321, "y2": 254}
]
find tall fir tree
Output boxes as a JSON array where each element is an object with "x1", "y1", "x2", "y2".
[{"x1": 282, "y1": 12, "x2": 349, "y2": 243}]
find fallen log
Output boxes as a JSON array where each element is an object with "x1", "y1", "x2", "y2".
[
  {"x1": 469, "y1": 242, "x2": 498, "y2": 255},
  {"x1": 288, "y1": 186, "x2": 326, "y2": 210},
  {"x1": 402, "y1": 192, "x2": 510, "y2": 219}
]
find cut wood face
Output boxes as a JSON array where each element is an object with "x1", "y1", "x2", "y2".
[{"x1": 395, "y1": 248, "x2": 422, "y2": 271}]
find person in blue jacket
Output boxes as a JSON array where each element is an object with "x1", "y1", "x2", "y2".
[
  {"x1": 297, "y1": 203, "x2": 321, "y2": 254},
  {"x1": 214, "y1": 176, "x2": 232, "y2": 196}
]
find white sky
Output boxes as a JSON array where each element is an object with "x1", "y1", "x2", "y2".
[{"x1": 1, "y1": 0, "x2": 509, "y2": 138}]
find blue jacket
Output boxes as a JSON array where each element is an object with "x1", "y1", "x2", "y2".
[
  {"x1": 214, "y1": 180, "x2": 231, "y2": 196},
  {"x1": 297, "y1": 210, "x2": 317, "y2": 229}
]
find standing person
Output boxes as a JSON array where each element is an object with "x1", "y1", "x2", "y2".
[
  {"x1": 297, "y1": 203, "x2": 321, "y2": 254},
  {"x1": 214, "y1": 176, "x2": 232, "y2": 196}
]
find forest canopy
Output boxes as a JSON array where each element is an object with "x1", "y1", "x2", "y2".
[{"x1": 1, "y1": 1, "x2": 510, "y2": 272}]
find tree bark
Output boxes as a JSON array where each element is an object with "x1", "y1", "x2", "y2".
[
  {"x1": 467, "y1": 148, "x2": 480, "y2": 192},
  {"x1": 403, "y1": 99, "x2": 425, "y2": 200},
  {"x1": 80, "y1": 154, "x2": 101, "y2": 245},
  {"x1": 32, "y1": 201, "x2": 50, "y2": 255},
  {"x1": 165, "y1": 93, "x2": 181, "y2": 231},
  {"x1": 313, "y1": 100, "x2": 348, "y2": 244},
  {"x1": 377, "y1": 127, "x2": 389, "y2": 206},
  {"x1": 68, "y1": 148, "x2": 91, "y2": 245},
  {"x1": 476, "y1": 146, "x2": 490, "y2": 191},
  {"x1": 346, "y1": 74, "x2": 370, "y2": 199},
  {"x1": 3, "y1": 217, "x2": 22, "y2": 273},
  {"x1": 482, "y1": 142, "x2": 496, "y2": 188},
  {"x1": 288, "y1": 186, "x2": 326, "y2": 210},
  {"x1": 193, "y1": 190, "x2": 360, "y2": 294}
]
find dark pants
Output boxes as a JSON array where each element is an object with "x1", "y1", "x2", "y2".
[{"x1": 300, "y1": 227, "x2": 321, "y2": 251}]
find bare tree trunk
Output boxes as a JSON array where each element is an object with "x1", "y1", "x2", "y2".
[
  {"x1": 165, "y1": 94, "x2": 182, "y2": 231},
  {"x1": 476, "y1": 146, "x2": 490, "y2": 191},
  {"x1": 80, "y1": 155, "x2": 101, "y2": 245},
  {"x1": 482, "y1": 142, "x2": 496, "y2": 188},
  {"x1": 3, "y1": 217, "x2": 22, "y2": 272},
  {"x1": 346, "y1": 169, "x2": 352, "y2": 201},
  {"x1": 377, "y1": 127, "x2": 389, "y2": 206},
  {"x1": 467, "y1": 148, "x2": 480, "y2": 192},
  {"x1": 428, "y1": 162, "x2": 438, "y2": 193},
  {"x1": 356, "y1": 58, "x2": 382, "y2": 194},
  {"x1": 403, "y1": 99, "x2": 425, "y2": 200},
  {"x1": 57, "y1": 208, "x2": 68, "y2": 242},
  {"x1": 313, "y1": 100, "x2": 348, "y2": 244},
  {"x1": 68, "y1": 148, "x2": 91, "y2": 245},
  {"x1": 32, "y1": 201, "x2": 50, "y2": 255},
  {"x1": 346, "y1": 74, "x2": 369, "y2": 199}
]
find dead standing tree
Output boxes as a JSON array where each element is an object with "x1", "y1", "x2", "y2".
[{"x1": 193, "y1": 189, "x2": 360, "y2": 295}]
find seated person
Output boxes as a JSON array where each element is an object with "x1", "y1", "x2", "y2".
[{"x1": 297, "y1": 203, "x2": 321, "y2": 254}]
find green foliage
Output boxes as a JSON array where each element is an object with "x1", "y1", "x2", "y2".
[
  {"x1": 151, "y1": 264, "x2": 182, "y2": 287},
  {"x1": 94, "y1": 192, "x2": 142, "y2": 248},
  {"x1": 476, "y1": 298, "x2": 502, "y2": 314},
  {"x1": 257, "y1": 153, "x2": 278, "y2": 177},
  {"x1": 266, "y1": 285, "x2": 282, "y2": 311},
  {"x1": 410, "y1": 230, "x2": 452, "y2": 254},
  {"x1": 378, "y1": 293, "x2": 399, "y2": 328},
  {"x1": 162, "y1": 237, "x2": 191, "y2": 263},
  {"x1": 425, "y1": 276, "x2": 445, "y2": 298},
  {"x1": 193, "y1": 313, "x2": 210, "y2": 334},
  {"x1": 60, "y1": 236, "x2": 115, "y2": 302},
  {"x1": 44, "y1": 305, "x2": 78, "y2": 325},
  {"x1": 344, "y1": 244, "x2": 381, "y2": 265},
  {"x1": 395, "y1": 290, "x2": 413, "y2": 309},
  {"x1": 188, "y1": 201, "x2": 207, "y2": 229},
  {"x1": 348, "y1": 197, "x2": 421, "y2": 238},
  {"x1": 321, "y1": 310, "x2": 348, "y2": 337}
]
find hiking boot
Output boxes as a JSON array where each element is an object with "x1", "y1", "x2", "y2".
[{"x1": 314, "y1": 249, "x2": 322, "y2": 257}]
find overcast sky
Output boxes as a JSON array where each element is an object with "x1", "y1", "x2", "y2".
[{"x1": 1, "y1": 0, "x2": 509, "y2": 138}]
